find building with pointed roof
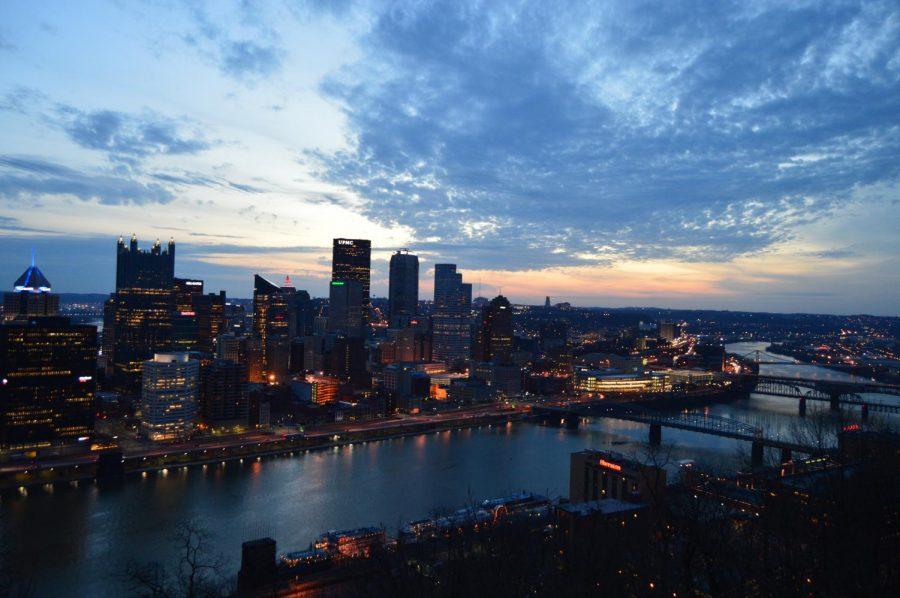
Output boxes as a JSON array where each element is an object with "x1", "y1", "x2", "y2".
[{"x1": 3, "y1": 259, "x2": 59, "y2": 321}]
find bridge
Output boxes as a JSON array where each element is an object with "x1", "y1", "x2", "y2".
[
  {"x1": 532, "y1": 402, "x2": 820, "y2": 468},
  {"x1": 750, "y1": 375, "x2": 900, "y2": 418},
  {"x1": 734, "y1": 349, "x2": 800, "y2": 365}
]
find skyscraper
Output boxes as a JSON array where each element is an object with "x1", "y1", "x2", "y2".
[
  {"x1": 200, "y1": 359, "x2": 248, "y2": 429},
  {"x1": 173, "y1": 278, "x2": 203, "y2": 312},
  {"x1": 116, "y1": 235, "x2": 176, "y2": 289},
  {"x1": 193, "y1": 290, "x2": 227, "y2": 354},
  {"x1": 475, "y1": 295, "x2": 513, "y2": 363},
  {"x1": 291, "y1": 288, "x2": 315, "y2": 337},
  {"x1": 107, "y1": 236, "x2": 175, "y2": 396},
  {"x1": 432, "y1": 264, "x2": 473, "y2": 366},
  {"x1": 332, "y1": 238, "x2": 371, "y2": 318},
  {"x1": 140, "y1": 352, "x2": 199, "y2": 441},
  {"x1": 171, "y1": 279, "x2": 226, "y2": 355},
  {"x1": 252, "y1": 275, "x2": 292, "y2": 383},
  {"x1": 0, "y1": 314, "x2": 96, "y2": 452},
  {"x1": 388, "y1": 250, "x2": 419, "y2": 328},
  {"x1": 3, "y1": 259, "x2": 59, "y2": 320},
  {"x1": 328, "y1": 279, "x2": 364, "y2": 337}
]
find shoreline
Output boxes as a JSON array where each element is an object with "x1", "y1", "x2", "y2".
[{"x1": 1, "y1": 410, "x2": 526, "y2": 493}]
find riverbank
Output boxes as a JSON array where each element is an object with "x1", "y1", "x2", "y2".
[
  {"x1": 1, "y1": 409, "x2": 526, "y2": 492},
  {"x1": 766, "y1": 342, "x2": 899, "y2": 382}
]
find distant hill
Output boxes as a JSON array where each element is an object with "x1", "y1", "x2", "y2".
[{"x1": 58, "y1": 293, "x2": 109, "y2": 304}]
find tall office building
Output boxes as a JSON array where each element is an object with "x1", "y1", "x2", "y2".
[
  {"x1": 328, "y1": 336, "x2": 368, "y2": 388},
  {"x1": 216, "y1": 333, "x2": 248, "y2": 363},
  {"x1": 171, "y1": 279, "x2": 226, "y2": 355},
  {"x1": 3, "y1": 259, "x2": 59, "y2": 320},
  {"x1": 291, "y1": 288, "x2": 315, "y2": 337},
  {"x1": 0, "y1": 315, "x2": 96, "y2": 453},
  {"x1": 173, "y1": 278, "x2": 203, "y2": 312},
  {"x1": 395, "y1": 325, "x2": 432, "y2": 362},
  {"x1": 388, "y1": 250, "x2": 419, "y2": 329},
  {"x1": 475, "y1": 295, "x2": 513, "y2": 363},
  {"x1": 140, "y1": 352, "x2": 199, "y2": 441},
  {"x1": 431, "y1": 264, "x2": 473, "y2": 366},
  {"x1": 277, "y1": 275, "x2": 315, "y2": 338},
  {"x1": 200, "y1": 359, "x2": 248, "y2": 429},
  {"x1": 332, "y1": 239, "x2": 371, "y2": 319},
  {"x1": 327, "y1": 279, "x2": 364, "y2": 337},
  {"x1": 171, "y1": 310, "x2": 200, "y2": 352},
  {"x1": 252, "y1": 275, "x2": 293, "y2": 383},
  {"x1": 107, "y1": 236, "x2": 175, "y2": 396},
  {"x1": 193, "y1": 291, "x2": 227, "y2": 354}
]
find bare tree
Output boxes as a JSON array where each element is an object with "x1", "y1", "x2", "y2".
[{"x1": 124, "y1": 519, "x2": 229, "y2": 597}]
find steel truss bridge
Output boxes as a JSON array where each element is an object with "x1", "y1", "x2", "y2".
[
  {"x1": 532, "y1": 402, "x2": 817, "y2": 466},
  {"x1": 734, "y1": 349, "x2": 801, "y2": 365},
  {"x1": 750, "y1": 375, "x2": 900, "y2": 416}
]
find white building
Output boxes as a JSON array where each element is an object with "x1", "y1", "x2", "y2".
[{"x1": 141, "y1": 352, "x2": 199, "y2": 441}]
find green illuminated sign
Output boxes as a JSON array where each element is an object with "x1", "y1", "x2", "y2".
[{"x1": 331, "y1": 281, "x2": 345, "y2": 286}]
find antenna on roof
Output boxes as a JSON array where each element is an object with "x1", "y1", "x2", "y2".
[{"x1": 31, "y1": 248, "x2": 35, "y2": 268}]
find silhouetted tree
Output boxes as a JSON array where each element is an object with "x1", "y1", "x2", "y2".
[{"x1": 123, "y1": 519, "x2": 229, "y2": 597}]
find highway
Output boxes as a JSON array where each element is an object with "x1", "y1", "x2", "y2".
[{"x1": 0, "y1": 404, "x2": 524, "y2": 477}]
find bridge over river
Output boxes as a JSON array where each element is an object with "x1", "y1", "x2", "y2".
[
  {"x1": 532, "y1": 402, "x2": 819, "y2": 468},
  {"x1": 747, "y1": 374, "x2": 900, "y2": 417},
  {"x1": 533, "y1": 367, "x2": 900, "y2": 467}
]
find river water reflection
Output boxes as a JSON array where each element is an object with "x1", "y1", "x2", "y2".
[{"x1": 2, "y1": 341, "x2": 896, "y2": 595}]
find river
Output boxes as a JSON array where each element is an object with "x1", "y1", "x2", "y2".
[{"x1": 2, "y1": 341, "x2": 897, "y2": 595}]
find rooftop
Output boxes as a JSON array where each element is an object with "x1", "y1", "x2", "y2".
[{"x1": 13, "y1": 263, "x2": 52, "y2": 293}]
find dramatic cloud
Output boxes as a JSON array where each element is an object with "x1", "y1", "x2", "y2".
[
  {"x1": 59, "y1": 108, "x2": 211, "y2": 164},
  {"x1": 0, "y1": 0, "x2": 897, "y2": 313},
  {"x1": 0, "y1": 156, "x2": 175, "y2": 205},
  {"x1": 311, "y1": 0, "x2": 900, "y2": 269}
]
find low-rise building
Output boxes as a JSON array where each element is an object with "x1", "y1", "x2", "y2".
[
  {"x1": 569, "y1": 450, "x2": 667, "y2": 503},
  {"x1": 573, "y1": 369, "x2": 669, "y2": 394}
]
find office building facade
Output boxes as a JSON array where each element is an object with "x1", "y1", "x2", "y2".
[
  {"x1": 388, "y1": 250, "x2": 418, "y2": 328},
  {"x1": 0, "y1": 316, "x2": 96, "y2": 452},
  {"x1": 431, "y1": 264, "x2": 472, "y2": 366},
  {"x1": 140, "y1": 352, "x2": 199, "y2": 441},
  {"x1": 332, "y1": 239, "x2": 371, "y2": 318},
  {"x1": 200, "y1": 359, "x2": 248, "y2": 428},
  {"x1": 328, "y1": 279, "x2": 364, "y2": 338},
  {"x1": 107, "y1": 236, "x2": 176, "y2": 396},
  {"x1": 475, "y1": 294, "x2": 513, "y2": 363},
  {"x1": 252, "y1": 275, "x2": 292, "y2": 383}
]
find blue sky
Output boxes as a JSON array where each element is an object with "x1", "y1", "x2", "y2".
[{"x1": 0, "y1": 0, "x2": 898, "y2": 314}]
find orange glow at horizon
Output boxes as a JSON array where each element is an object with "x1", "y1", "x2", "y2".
[{"x1": 183, "y1": 243, "x2": 866, "y2": 306}]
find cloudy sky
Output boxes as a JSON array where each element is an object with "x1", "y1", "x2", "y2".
[{"x1": 1, "y1": 1, "x2": 898, "y2": 314}]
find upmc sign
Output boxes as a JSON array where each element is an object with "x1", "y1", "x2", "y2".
[{"x1": 337, "y1": 239, "x2": 354, "y2": 246}]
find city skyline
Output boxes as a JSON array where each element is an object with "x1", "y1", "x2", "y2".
[{"x1": 1, "y1": 1, "x2": 899, "y2": 315}]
